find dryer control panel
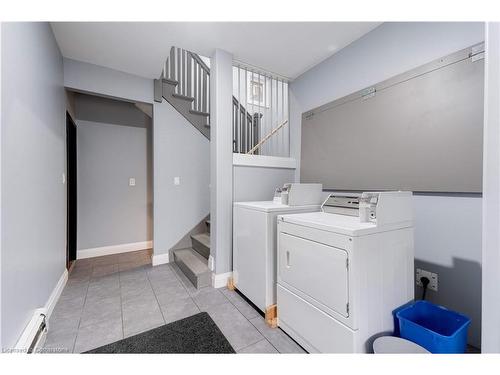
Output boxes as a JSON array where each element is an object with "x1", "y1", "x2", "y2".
[{"x1": 321, "y1": 191, "x2": 413, "y2": 226}]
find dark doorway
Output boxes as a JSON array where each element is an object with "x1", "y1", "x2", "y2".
[{"x1": 66, "y1": 112, "x2": 77, "y2": 269}]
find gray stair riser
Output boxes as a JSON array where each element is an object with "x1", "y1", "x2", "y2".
[
  {"x1": 172, "y1": 93, "x2": 195, "y2": 102},
  {"x1": 173, "y1": 251, "x2": 211, "y2": 289},
  {"x1": 192, "y1": 237, "x2": 210, "y2": 259}
]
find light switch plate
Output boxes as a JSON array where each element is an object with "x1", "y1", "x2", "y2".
[
  {"x1": 129, "y1": 178, "x2": 136, "y2": 187},
  {"x1": 416, "y1": 268, "x2": 438, "y2": 292},
  {"x1": 208, "y1": 255, "x2": 215, "y2": 271},
  {"x1": 174, "y1": 177, "x2": 180, "y2": 185}
]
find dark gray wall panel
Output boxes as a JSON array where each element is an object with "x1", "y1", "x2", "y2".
[{"x1": 300, "y1": 44, "x2": 484, "y2": 193}]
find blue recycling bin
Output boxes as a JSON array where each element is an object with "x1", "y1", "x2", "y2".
[{"x1": 395, "y1": 300, "x2": 471, "y2": 354}]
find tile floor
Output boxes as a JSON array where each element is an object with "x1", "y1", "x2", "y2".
[{"x1": 43, "y1": 249, "x2": 305, "y2": 354}]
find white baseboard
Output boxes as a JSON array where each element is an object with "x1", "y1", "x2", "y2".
[
  {"x1": 15, "y1": 268, "x2": 68, "y2": 351},
  {"x1": 152, "y1": 252, "x2": 170, "y2": 266},
  {"x1": 77, "y1": 241, "x2": 153, "y2": 259},
  {"x1": 212, "y1": 271, "x2": 233, "y2": 289},
  {"x1": 45, "y1": 269, "x2": 68, "y2": 318}
]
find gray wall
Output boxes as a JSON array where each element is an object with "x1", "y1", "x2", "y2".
[
  {"x1": 233, "y1": 166, "x2": 296, "y2": 202},
  {"x1": 300, "y1": 48, "x2": 484, "y2": 193},
  {"x1": 481, "y1": 22, "x2": 500, "y2": 353},
  {"x1": 412, "y1": 194, "x2": 482, "y2": 347},
  {"x1": 0, "y1": 23, "x2": 3, "y2": 347},
  {"x1": 290, "y1": 22, "x2": 484, "y2": 347},
  {"x1": 63, "y1": 57, "x2": 154, "y2": 104},
  {"x1": 153, "y1": 100, "x2": 210, "y2": 256},
  {"x1": 210, "y1": 49, "x2": 234, "y2": 274},
  {"x1": 1, "y1": 22, "x2": 66, "y2": 348},
  {"x1": 75, "y1": 95, "x2": 152, "y2": 250}
]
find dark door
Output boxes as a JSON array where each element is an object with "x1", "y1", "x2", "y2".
[{"x1": 66, "y1": 112, "x2": 77, "y2": 269}]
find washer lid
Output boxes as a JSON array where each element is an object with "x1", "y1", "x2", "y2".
[
  {"x1": 279, "y1": 211, "x2": 411, "y2": 236},
  {"x1": 373, "y1": 336, "x2": 430, "y2": 354},
  {"x1": 279, "y1": 211, "x2": 377, "y2": 236},
  {"x1": 234, "y1": 201, "x2": 320, "y2": 213}
]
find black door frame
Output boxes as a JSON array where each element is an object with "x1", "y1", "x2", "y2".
[{"x1": 66, "y1": 112, "x2": 77, "y2": 268}]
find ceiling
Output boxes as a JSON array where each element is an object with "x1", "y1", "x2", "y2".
[{"x1": 51, "y1": 22, "x2": 381, "y2": 80}]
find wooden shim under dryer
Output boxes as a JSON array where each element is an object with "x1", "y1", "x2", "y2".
[
  {"x1": 227, "y1": 277, "x2": 236, "y2": 291},
  {"x1": 265, "y1": 304, "x2": 277, "y2": 328}
]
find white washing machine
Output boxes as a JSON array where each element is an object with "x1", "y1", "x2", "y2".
[
  {"x1": 233, "y1": 184, "x2": 323, "y2": 313},
  {"x1": 277, "y1": 191, "x2": 414, "y2": 353}
]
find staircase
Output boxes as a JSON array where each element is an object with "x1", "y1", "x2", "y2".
[
  {"x1": 172, "y1": 219, "x2": 212, "y2": 289},
  {"x1": 154, "y1": 47, "x2": 211, "y2": 139},
  {"x1": 153, "y1": 47, "x2": 260, "y2": 289},
  {"x1": 155, "y1": 47, "x2": 262, "y2": 148},
  {"x1": 153, "y1": 47, "x2": 212, "y2": 288}
]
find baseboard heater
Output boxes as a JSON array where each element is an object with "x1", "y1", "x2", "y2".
[{"x1": 14, "y1": 308, "x2": 49, "y2": 353}]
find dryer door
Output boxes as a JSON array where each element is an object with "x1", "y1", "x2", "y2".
[{"x1": 278, "y1": 232, "x2": 349, "y2": 318}]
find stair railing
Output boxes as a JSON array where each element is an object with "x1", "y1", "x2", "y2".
[
  {"x1": 162, "y1": 47, "x2": 210, "y2": 116},
  {"x1": 232, "y1": 96, "x2": 262, "y2": 154},
  {"x1": 247, "y1": 120, "x2": 288, "y2": 155},
  {"x1": 232, "y1": 65, "x2": 289, "y2": 157}
]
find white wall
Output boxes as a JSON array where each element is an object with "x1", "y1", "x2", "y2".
[
  {"x1": 482, "y1": 22, "x2": 500, "y2": 353},
  {"x1": 290, "y1": 22, "x2": 485, "y2": 347},
  {"x1": 1, "y1": 22, "x2": 66, "y2": 348},
  {"x1": 0, "y1": 21, "x2": 3, "y2": 349},
  {"x1": 76, "y1": 120, "x2": 152, "y2": 251},
  {"x1": 153, "y1": 100, "x2": 210, "y2": 257},
  {"x1": 63, "y1": 58, "x2": 154, "y2": 104},
  {"x1": 210, "y1": 49, "x2": 234, "y2": 275}
]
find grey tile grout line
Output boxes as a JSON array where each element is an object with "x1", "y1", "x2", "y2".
[
  {"x1": 217, "y1": 291, "x2": 266, "y2": 352},
  {"x1": 228, "y1": 289, "x2": 307, "y2": 354},
  {"x1": 71, "y1": 260, "x2": 93, "y2": 353},
  {"x1": 71, "y1": 253, "x2": 122, "y2": 352},
  {"x1": 236, "y1": 339, "x2": 275, "y2": 353},
  {"x1": 77, "y1": 256, "x2": 281, "y2": 353},
  {"x1": 246, "y1": 317, "x2": 281, "y2": 353},
  {"x1": 169, "y1": 262, "x2": 278, "y2": 353},
  {"x1": 174, "y1": 273, "x2": 268, "y2": 353},
  {"x1": 247, "y1": 314, "x2": 307, "y2": 354},
  {"x1": 168, "y1": 263, "x2": 204, "y2": 312},
  {"x1": 74, "y1": 251, "x2": 147, "y2": 348},
  {"x1": 145, "y1": 263, "x2": 168, "y2": 326},
  {"x1": 170, "y1": 264, "x2": 269, "y2": 352},
  {"x1": 222, "y1": 290, "x2": 279, "y2": 353},
  {"x1": 219, "y1": 288, "x2": 283, "y2": 353},
  {"x1": 69, "y1": 256, "x2": 280, "y2": 354},
  {"x1": 117, "y1": 261, "x2": 126, "y2": 341}
]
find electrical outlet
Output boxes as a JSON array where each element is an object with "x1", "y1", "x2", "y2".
[
  {"x1": 129, "y1": 178, "x2": 136, "y2": 187},
  {"x1": 416, "y1": 268, "x2": 438, "y2": 292}
]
